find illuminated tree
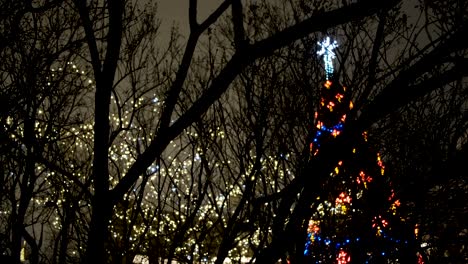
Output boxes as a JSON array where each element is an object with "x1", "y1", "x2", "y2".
[
  {"x1": 253, "y1": 1, "x2": 467, "y2": 262},
  {"x1": 302, "y1": 38, "x2": 417, "y2": 263}
]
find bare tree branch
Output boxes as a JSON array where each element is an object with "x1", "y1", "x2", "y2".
[
  {"x1": 232, "y1": 0, "x2": 246, "y2": 51},
  {"x1": 359, "y1": 24, "x2": 468, "y2": 127},
  {"x1": 111, "y1": 0, "x2": 401, "y2": 205}
]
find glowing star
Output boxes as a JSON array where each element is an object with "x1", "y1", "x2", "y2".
[{"x1": 317, "y1": 37, "x2": 338, "y2": 79}]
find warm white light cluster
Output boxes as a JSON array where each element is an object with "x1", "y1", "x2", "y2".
[{"x1": 2, "y1": 60, "x2": 296, "y2": 263}]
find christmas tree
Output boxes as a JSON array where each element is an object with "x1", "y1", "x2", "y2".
[{"x1": 303, "y1": 37, "x2": 422, "y2": 263}]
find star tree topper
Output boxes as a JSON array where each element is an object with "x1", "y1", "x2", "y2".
[{"x1": 317, "y1": 37, "x2": 338, "y2": 80}]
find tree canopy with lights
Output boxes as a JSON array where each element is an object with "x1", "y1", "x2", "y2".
[{"x1": 303, "y1": 37, "x2": 423, "y2": 263}]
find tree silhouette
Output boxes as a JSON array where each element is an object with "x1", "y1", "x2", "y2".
[{"x1": 301, "y1": 38, "x2": 417, "y2": 263}]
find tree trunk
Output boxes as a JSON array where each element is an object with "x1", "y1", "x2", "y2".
[
  {"x1": 85, "y1": 195, "x2": 112, "y2": 264},
  {"x1": 11, "y1": 220, "x2": 24, "y2": 264},
  {"x1": 11, "y1": 115, "x2": 37, "y2": 264}
]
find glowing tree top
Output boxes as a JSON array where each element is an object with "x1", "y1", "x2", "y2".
[
  {"x1": 317, "y1": 37, "x2": 338, "y2": 79},
  {"x1": 303, "y1": 37, "x2": 421, "y2": 263}
]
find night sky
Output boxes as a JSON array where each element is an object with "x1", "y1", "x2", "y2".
[{"x1": 158, "y1": 0, "x2": 224, "y2": 37}]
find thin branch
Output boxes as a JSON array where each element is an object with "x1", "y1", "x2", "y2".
[
  {"x1": 356, "y1": 10, "x2": 387, "y2": 109},
  {"x1": 250, "y1": 0, "x2": 400, "y2": 59},
  {"x1": 156, "y1": 0, "x2": 231, "y2": 137},
  {"x1": 358, "y1": 23, "x2": 468, "y2": 127},
  {"x1": 199, "y1": 0, "x2": 231, "y2": 31},
  {"x1": 360, "y1": 57, "x2": 468, "y2": 129}
]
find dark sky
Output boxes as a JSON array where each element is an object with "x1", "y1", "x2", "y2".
[{"x1": 158, "y1": 0, "x2": 224, "y2": 37}]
